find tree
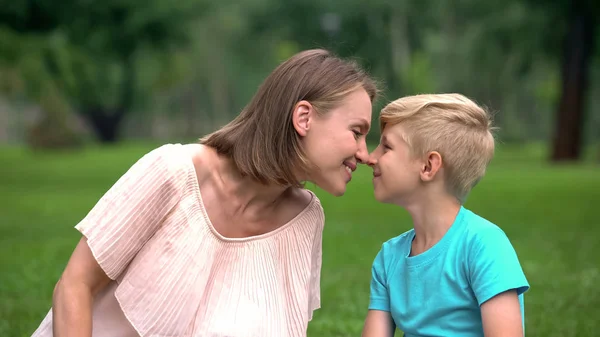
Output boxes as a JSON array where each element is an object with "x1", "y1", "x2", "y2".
[
  {"x1": 523, "y1": 0, "x2": 598, "y2": 161},
  {"x1": 550, "y1": 0, "x2": 597, "y2": 161},
  {"x1": 0, "y1": 0, "x2": 209, "y2": 142}
]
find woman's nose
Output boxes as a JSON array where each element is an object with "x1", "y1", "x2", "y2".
[{"x1": 355, "y1": 141, "x2": 370, "y2": 164}]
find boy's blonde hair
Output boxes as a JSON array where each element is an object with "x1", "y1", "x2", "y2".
[{"x1": 380, "y1": 93, "x2": 496, "y2": 203}]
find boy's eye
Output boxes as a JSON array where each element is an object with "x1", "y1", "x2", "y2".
[{"x1": 353, "y1": 130, "x2": 362, "y2": 139}]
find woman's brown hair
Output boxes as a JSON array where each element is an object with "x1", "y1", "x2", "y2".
[{"x1": 200, "y1": 49, "x2": 378, "y2": 187}]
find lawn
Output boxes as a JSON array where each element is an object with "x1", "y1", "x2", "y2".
[{"x1": 0, "y1": 142, "x2": 598, "y2": 336}]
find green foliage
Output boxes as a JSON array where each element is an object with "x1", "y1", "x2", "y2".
[
  {"x1": 398, "y1": 51, "x2": 435, "y2": 94},
  {"x1": 0, "y1": 0, "x2": 599, "y2": 145},
  {"x1": 276, "y1": 40, "x2": 302, "y2": 62},
  {"x1": 0, "y1": 143, "x2": 598, "y2": 336},
  {"x1": 533, "y1": 66, "x2": 560, "y2": 106},
  {"x1": 26, "y1": 84, "x2": 84, "y2": 150},
  {"x1": 0, "y1": 0, "x2": 211, "y2": 142}
]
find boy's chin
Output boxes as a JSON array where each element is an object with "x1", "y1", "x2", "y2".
[{"x1": 373, "y1": 189, "x2": 391, "y2": 204}]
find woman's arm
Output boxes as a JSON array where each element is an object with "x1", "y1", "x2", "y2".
[
  {"x1": 51, "y1": 145, "x2": 186, "y2": 336},
  {"x1": 52, "y1": 237, "x2": 111, "y2": 337}
]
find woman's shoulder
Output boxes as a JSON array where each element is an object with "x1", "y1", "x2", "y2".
[
  {"x1": 291, "y1": 187, "x2": 314, "y2": 207},
  {"x1": 142, "y1": 143, "x2": 217, "y2": 183},
  {"x1": 287, "y1": 187, "x2": 325, "y2": 227},
  {"x1": 133, "y1": 143, "x2": 196, "y2": 181},
  {"x1": 180, "y1": 143, "x2": 220, "y2": 185}
]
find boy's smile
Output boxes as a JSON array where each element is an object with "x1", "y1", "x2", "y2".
[{"x1": 367, "y1": 125, "x2": 423, "y2": 205}]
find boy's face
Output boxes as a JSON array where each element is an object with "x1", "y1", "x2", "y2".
[{"x1": 367, "y1": 124, "x2": 423, "y2": 204}]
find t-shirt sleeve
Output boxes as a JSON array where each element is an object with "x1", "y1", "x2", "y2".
[
  {"x1": 368, "y1": 246, "x2": 391, "y2": 312},
  {"x1": 75, "y1": 144, "x2": 186, "y2": 280},
  {"x1": 468, "y1": 226, "x2": 530, "y2": 305},
  {"x1": 308, "y1": 203, "x2": 324, "y2": 321}
]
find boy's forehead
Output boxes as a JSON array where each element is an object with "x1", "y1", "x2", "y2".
[{"x1": 381, "y1": 123, "x2": 407, "y2": 142}]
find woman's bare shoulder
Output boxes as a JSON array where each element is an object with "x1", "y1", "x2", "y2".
[
  {"x1": 185, "y1": 143, "x2": 217, "y2": 185},
  {"x1": 289, "y1": 188, "x2": 314, "y2": 207},
  {"x1": 283, "y1": 187, "x2": 319, "y2": 219}
]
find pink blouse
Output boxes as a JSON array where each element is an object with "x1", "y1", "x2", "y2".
[{"x1": 32, "y1": 143, "x2": 324, "y2": 337}]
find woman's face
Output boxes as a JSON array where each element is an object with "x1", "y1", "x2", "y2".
[{"x1": 296, "y1": 88, "x2": 372, "y2": 196}]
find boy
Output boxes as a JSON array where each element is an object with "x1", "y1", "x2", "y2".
[{"x1": 362, "y1": 94, "x2": 529, "y2": 337}]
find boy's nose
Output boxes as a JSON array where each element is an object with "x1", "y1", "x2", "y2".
[
  {"x1": 366, "y1": 154, "x2": 377, "y2": 167},
  {"x1": 366, "y1": 146, "x2": 382, "y2": 166}
]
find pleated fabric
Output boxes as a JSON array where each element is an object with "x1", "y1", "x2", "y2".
[{"x1": 32, "y1": 143, "x2": 324, "y2": 337}]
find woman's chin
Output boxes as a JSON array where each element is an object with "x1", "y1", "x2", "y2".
[
  {"x1": 325, "y1": 184, "x2": 347, "y2": 197},
  {"x1": 314, "y1": 178, "x2": 347, "y2": 197}
]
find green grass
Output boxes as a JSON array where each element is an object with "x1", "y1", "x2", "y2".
[{"x1": 1, "y1": 142, "x2": 599, "y2": 336}]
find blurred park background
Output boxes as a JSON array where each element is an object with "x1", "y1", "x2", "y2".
[{"x1": 0, "y1": 0, "x2": 599, "y2": 336}]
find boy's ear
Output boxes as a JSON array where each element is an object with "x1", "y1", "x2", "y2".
[
  {"x1": 292, "y1": 100, "x2": 314, "y2": 137},
  {"x1": 420, "y1": 151, "x2": 442, "y2": 182}
]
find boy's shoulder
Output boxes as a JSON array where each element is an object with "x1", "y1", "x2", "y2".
[
  {"x1": 459, "y1": 208, "x2": 519, "y2": 264},
  {"x1": 370, "y1": 229, "x2": 414, "y2": 272},
  {"x1": 373, "y1": 208, "x2": 517, "y2": 264},
  {"x1": 461, "y1": 208, "x2": 511, "y2": 243},
  {"x1": 379, "y1": 228, "x2": 415, "y2": 255},
  {"x1": 460, "y1": 208, "x2": 530, "y2": 303}
]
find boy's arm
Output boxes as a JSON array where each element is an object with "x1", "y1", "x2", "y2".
[
  {"x1": 480, "y1": 289, "x2": 523, "y2": 337},
  {"x1": 362, "y1": 310, "x2": 395, "y2": 337},
  {"x1": 469, "y1": 227, "x2": 529, "y2": 337},
  {"x1": 363, "y1": 247, "x2": 395, "y2": 337}
]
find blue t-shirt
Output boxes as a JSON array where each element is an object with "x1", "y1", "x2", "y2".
[{"x1": 368, "y1": 206, "x2": 530, "y2": 337}]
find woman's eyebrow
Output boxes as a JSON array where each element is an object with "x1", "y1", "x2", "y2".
[{"x1": 352, "y1": 118, "x2": 371, "y2": 132}]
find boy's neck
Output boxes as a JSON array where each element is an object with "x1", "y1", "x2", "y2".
[{"x1": 404, "y1": 193, "x2": 462, "y2": 256}]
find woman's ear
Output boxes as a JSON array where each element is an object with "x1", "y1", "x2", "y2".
[{"x1": 292, "y1": 100, "x2": 314, "y2": 137}]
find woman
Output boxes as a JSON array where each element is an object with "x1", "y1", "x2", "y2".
[{"x1": 32, "y1": 49, "x2": 378, "y2": 337}]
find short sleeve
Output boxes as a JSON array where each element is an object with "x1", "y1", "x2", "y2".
[
  {"x1": 75, "y1": 144, "x2": 186, "y2": 280},
  {"x1": 368, "y1": 247, "x2": 390, "y2": 312},
  {"x1": 468, "y1": 227, "x2": 530, "y2": 305},
  {"x1": 307, "y1": 204, "x2": 324, "y2": 321}
]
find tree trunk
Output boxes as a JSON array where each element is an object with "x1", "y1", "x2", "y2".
[
  {"x1": 86, "y1": 107, "x2": 125, "y2": 143},
  {"x1": 551, "y1": 7, "x2": 595, "y2": 161},
  {"x1": 83, "y1": 54, "x2": 134, "y2": 143}
]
